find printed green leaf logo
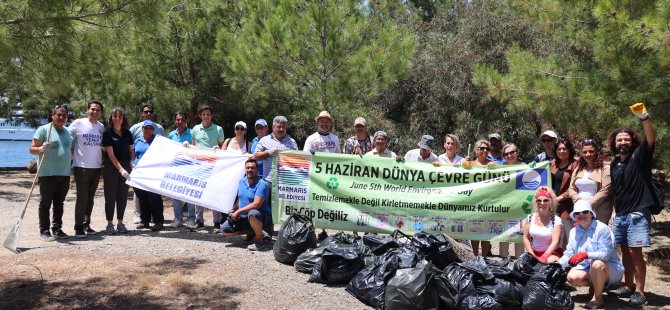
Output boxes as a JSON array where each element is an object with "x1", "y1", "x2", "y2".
[
  {"x1": 326, "y1": 177, "x2": 339, "y2": 190},
  {"x1": 522, "y1": 194, "x2": 533, "y2": 214}
]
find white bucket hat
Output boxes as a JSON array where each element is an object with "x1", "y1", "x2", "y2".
[{"x1": 571, "y1": 199, "x2": 597, "y2": 221}]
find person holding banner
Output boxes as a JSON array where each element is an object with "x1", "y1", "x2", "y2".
[
  {"x1": 499, "y1": 143, "x2": 525, "y2": 258},
  {"x1": 470, "y1": 139, "x2": 497, "y2": 256},
  {"x1": 250, "y1": 119, "x2": 269, "y2": 177},
  {"x1": 568, "y1": 139, "x2": 613, "y2": 225},
  {"x1": 343, "y1": 117, "x2": 373, "y2": 155},
  {"x1": 437, "y1": 134, "x2": 464, "y2": 165},
  {"x1": 221, "y1": 159, "x2": 271, "y2": 251},
  {"x1": 190, "y1": 105, "x2": 225, "y2": 231},
  {"x1": 364, "y1": 131, "x2": 397, "y2": 159},
  {"x1": 404, "y1": 135, "x2": 438, "y2": 163},
  {"x1": 304, "y1": 111, "x2": 341, "y2": 154},
  {"x1": 101, "y1": 107, "x2": 134, "y2": 234},
  {"x1": 558, "y1": 200, "x2": 624, "y2": 309},
  {"x1": 133, "y1": 120, "x2": 165, "y2": 231},
  {"x1": 223, "y1": 121, "x2": 252, "y2": 153},
  {"x1": 253, "y1": 116, "x2": 299, "y2": 184},
  {"x1": 522, "y1": 186, "x2": 563, "y2": 263},
  {"x1": 168, "y1": 111, "x2": 195, "y2": 228},
  {"x1": 30, "y1": 105, "x2": 73, "y2": 241},
  {"x1": 487, "y1": 133, "x2": 505, "y2": 164}
]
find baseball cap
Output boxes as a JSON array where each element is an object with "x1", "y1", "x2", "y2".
[
  {"x1": 354, "y1": 117, "x2": 366, "y2": 126},
  {"x1": 488, "y1": 133, "x2": 501, "y2": 141},
  {"x1": 235, "y1": 121, "x2": 247, "y2": 129},
  {"x1": 255, "y1": 119, "x2": 268, "y2": 127},
  {"x1": 142, "y1": 120, "x2": 155, "y2": 128},
  {"x1": 541, "y1": 130, "x2": 558, "y2": 139}
]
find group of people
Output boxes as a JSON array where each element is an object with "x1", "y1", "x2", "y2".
[{"x1": 31, "y1": 101, "x2": 657, "y2": 307}]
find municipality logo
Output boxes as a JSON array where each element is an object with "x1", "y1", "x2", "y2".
[
  {"x1": 326, "y1": 177, "x2": 339, "y2": 190},
  {"x1": 515, "y1": 168, "x2": 548, "y2": 190}
]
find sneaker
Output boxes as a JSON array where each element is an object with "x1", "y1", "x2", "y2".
[
  {"x1": 608, "y1": 285, "x2": 634, "y2": 297},
  {"x1": 40, "y1": 230, "x2": 56, "y2": 242},
  {"x1": 247, "y1": 241, "x2": 266, "y2": 251},
  {"x1": 133, "y1": 215, "x2": 142, "y2": 224},
  {"x1": 105, "y1": 224, "x2": 116, "y2": 235},
  {"x1": 170, "y1": 219, "x2": 182, "y2": 229},
  {"x1": 85, "y1": 226, "x2": 98, "y2": 235},
  {"x1": 190, "y1": 221, "x2": 204, "y2": 231},
  {"x1": 245, "y1": 233, "x2": 255, "y2": 242},
  {"x1": 75, "y1": 228, "x2": 87, "y2": 239},
  {"x1": 52, "y1": 229, "x2": 69, "y2": 239},
  {"x1": 628, "y1": 292, "x2": 647, "y2": 308},
  {"x1": 187, "y1": 219, "x2": 196, "y2": 229},
  {"x1": 151, "y1": 224, "x2": 164, "y2": 231},
  {"x1": 136, "y1": 222, "x2": 149, "y2": 230},
  {"x1": 263, "y1": 230, "x2": 272, "y2": 242},
  {"x1": 116, "y1": 223, "x2": 128, "y2": 233}
]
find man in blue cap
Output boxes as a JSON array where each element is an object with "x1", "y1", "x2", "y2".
[{"x1": 250, "y1": 118, "x2": 269, "y2": 177}]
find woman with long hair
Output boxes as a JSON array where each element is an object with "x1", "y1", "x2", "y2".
[
  {"x1": 523, "y1": 186, "x2": 563, "y2": 263},
  {"x1": 101, "y1": 107, "x2": 134, "y2": 234},
  {"x1": 568, "y1": 139, "x2": 613, "y2": 224},
  {"x1": 551, "y1": 138, "x2": 579, "y2": 244}
]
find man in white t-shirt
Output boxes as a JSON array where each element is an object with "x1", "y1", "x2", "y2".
[
  {"x1": 304, "y1": 111, "x2": 341, "y2": 154},
  {"x1": 69, "y1": 100, "x2": 105, "y2": 238},
  {"x1": 404, "y1": 135, "x2": 438, "y2": 163}
]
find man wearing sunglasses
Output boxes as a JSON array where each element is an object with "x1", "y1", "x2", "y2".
[
  {"x1": 606, "y1": 104, "x2": 656, "y2": 308},
  {"x1": 129, "y1": 104, "x2": 165, "y2": 224},
  {"x1": 533, "y1": 130, "x2": 557, "y2": 163},
  {"x1": 486, "y1": 133, "x2": 505, "y2": 164}
]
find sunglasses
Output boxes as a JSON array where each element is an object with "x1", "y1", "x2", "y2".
[
  {"x1": 503, "y1": 150, "x2": 518, "y2": 156},
  {"x1": 536, "y1": 199, "x2": 550, "y2": 204},
  {"x1": 541, "y1": 138, "x2": 554, "y2": 143},
  {"x1": 235, "y1": 127, "x2": 246, "y2": 131},
  {"x1": 143, "y1": 110, "x2": 154, "y2": 114},
  {"x1": 478, "y1": 147, "x2": 490, "y2": 151},
  {"x1": 576, "y1": 210, "x2": 591, "y2": 215}
]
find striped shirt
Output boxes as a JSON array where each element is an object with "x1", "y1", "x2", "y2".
[{"x1": 256, "y1": 133, "x2": 298, "y2": 182}]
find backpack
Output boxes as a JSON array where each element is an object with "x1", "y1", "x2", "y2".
[{"x1": 646, "y1": 176, "x2": 667, "y2": 215}]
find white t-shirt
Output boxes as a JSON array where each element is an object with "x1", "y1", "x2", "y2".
[
  {"x1": 405, "y1": 148, "x2": 438, "y2": 163},
  {"x1": 303, "y1": 132, "x2": 341, "y2": 153},
  {"x1": 438, "y1": 153, "x2": 464, "y2": 165},
  {"x1": 529, "y1": 214, "x2": 563, "y2": 252},
  {"x1": 69, "y1": 118, "x2": 104, "y2": 168},
  {"x1": 575, "y1": 170, "x2": 597, "y2": 200}
]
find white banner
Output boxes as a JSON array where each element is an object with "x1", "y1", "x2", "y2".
[{"x1": 127, "y1": 135, "x2": 247, "y2": 213}]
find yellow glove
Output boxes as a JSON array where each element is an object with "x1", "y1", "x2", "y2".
[
  {"x1": 432, "y1": 162, "x2": 441, "y2": 167},
  {"x1": 629, "y1": 102, "x2": 649, "y2": 120}
]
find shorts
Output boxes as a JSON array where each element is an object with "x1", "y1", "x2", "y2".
[
  {"x1": 533, "y1": 248, "x2": 564, "y2": 258},
  {"x1": 613, "y1": 209, "x2": 651, "y2": 247},
  {"x1": 578, "y1": 260, "x2": 624, "y2": 288},
  {"x1": 221, "y1": 209, "x2": 270, "y2": 233}
]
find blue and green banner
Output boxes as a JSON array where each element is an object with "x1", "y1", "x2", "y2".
[{"x1": 272, "y1": 151, "x2": 550, "y2": 242}]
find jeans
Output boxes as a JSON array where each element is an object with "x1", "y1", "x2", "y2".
[
  {"x1": 103, "y1": 160, "x2": 131, "y2": 222},
  {"x1": 134, "y1": 187, "x2": 164, "y2": 225},
  {"x1": 73, "y1": 167, "x2": 101, "y2": 230},
  {"x1": 195, "y1": 205, "x2": 221, "y2": 225},
  {"x1": 38, "y1": 176, "x2": 70, "y2": 233},
  {"x1": 173, "y1": 199, "x2": 195, "y2": 221}
]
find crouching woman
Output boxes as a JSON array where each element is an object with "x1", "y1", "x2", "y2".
[{"x1": 558, "y1": 200, "x2": 624, "y2": 309}]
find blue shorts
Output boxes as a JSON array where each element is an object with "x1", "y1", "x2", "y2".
[
  {"x1": 613, "y1": 209, "x2": 651, "y2": 247},
  {"x1": 222, "y1": 209, "x2": 270, "y2": 233}
]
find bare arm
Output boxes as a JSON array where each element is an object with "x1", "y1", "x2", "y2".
[
  {"x1": 522, "y1": 218, "x2": 534, "y2": 255},
  {"x1": 543, "y1": 223, "x2": 563, "y2": 257},
  {"x1": 641, "y1": 118, "x2": 656, "y2": 149},
  {"x1": 29, "y1": 139, "x2": 44, "y2": 155}
]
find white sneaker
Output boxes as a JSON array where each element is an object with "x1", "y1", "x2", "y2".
[
  {"x1": 170, "y1": 219, "x2": 182, "y2": 228},
  {"x1": 133, "y1": 215, "x2": 141, "y2": 224},
  {"x1": 187, "y1": 219, "x2": 196, "y2": 229}
]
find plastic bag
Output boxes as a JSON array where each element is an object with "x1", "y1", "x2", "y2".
[
  {"x1": 363, "y1": 233, "x2": 399, "y2": 255},
  {"x1": 522, "y1": 263, "x2": 574, "y2": 310},
  {"x1": 461, "y1": 294, "x2": 502, "y2": 310},
  {"x1": 308, "y1": 243, "x2": 366, "y2": 284},
  {"x1": 385, "y1": 262, "x2": 440, "y2": 310},
  {"x1": 478, "y1": 278, "x2": 523, "y2": 307},
  {"x1": 442, "y1": 263, "x2": 478, "y2": 305},
  {"x1": 396, "y1": 246, "x2": 424, "y2": 269},
  {"x1": 345, "y1": 251, "x2": 400, "y2": 309},
  {"x1": 512, "y1": 252, "x2": 542, "y2": 285},
  {"x1": 294, "y1": 247, "x2": 328, "y2": 274},
  {"x1": 273, "y1": 213, "x2": 318, "y2": 264},
  {"x1": 460, "y1": 256, "x2": 495, "y2": 283}
]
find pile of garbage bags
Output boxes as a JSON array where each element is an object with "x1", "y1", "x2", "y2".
[{"x1": 273, "y1": 213, "x2": 574, "y2": 309}]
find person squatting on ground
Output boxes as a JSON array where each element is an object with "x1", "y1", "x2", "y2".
[
  {"x1": 101, "y1": 107, "x2": 134, "y2": 234},
  {"x1": 558, "y1": 200, "x2": 624, "y2": 309},
  {"x1": 522, "y1": 187, "x2": 563, "y2": 263},
  {"x1": 30, "y1": 105, "x2": 73, "y2": 241},
  {"x1": 133, "y1": 120, "x2": 164, "y2": 231},
  {"x1": 69, "y1": 100, "x2": 104, "y2": 238},
  {"x1": 167, "y1": 111, "x2": 195, "y2": 228},
  {"x1": 606, "y1": 103, "x2": 656, "y2": 308},
  {"x1": 221, "y1": 159, "x2": 272, "y2": 251}
]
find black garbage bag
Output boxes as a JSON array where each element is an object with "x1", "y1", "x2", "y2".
[
  {"x1": 308, "y1": 243, "x2": 366, "y2": 284},
  {"x1": 485, "y1": 257, "x2": 523, "y2": 282},
  {"x1": 346, "y1": 251, "x2": 400, "y2": 309},
  {"x1": 443, "y1": 263, "x2": 478, "y2": 305},
  {"x1": 512, "y1": 252, "x2": 542, "y2": 285},
  {"x1": 522, "y1": 263, "x2": 574, "y2": 310},
  {"x1": 432, "y1": 269, "x2": 460, "y2": 309},
  {"x1": 396, "y1": 246, "x2": 424, "y2": 269},
  {"x1": 460, "y1": 256, "x2": 495, "y2": 283},
  {"x1": 273, "y1": 213, "x2": 318, "y2": 264},
  {"x1": 385, "y1": 262, "x2": 440, "y2": 310},
  {"x1": 461, "y1": 294, "x2": 503, "y2": 310},
  {"x1": 294, "y1": 246, "x2": 328, "y2": 274},
  {"x1": 363, "y1": 233, "x2": 399, "y2": 255},
  {"x1": 320, "y1": 231, "x2": 361, "y2": 247},
  {"x1": 478, "y1": 278, "x2": 523, "y2": 307}
]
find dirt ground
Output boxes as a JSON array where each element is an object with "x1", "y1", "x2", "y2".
[{"x1": 0, "y1": 170, "x2": 669, "y2": 309}]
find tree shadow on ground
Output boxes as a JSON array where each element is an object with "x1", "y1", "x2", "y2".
[
  {"x1": 0, "y1": 258, "x2": 242, "y2": 310},
  {"x1": 0, "y1": 190, "x2": 27, "y2": 202}
]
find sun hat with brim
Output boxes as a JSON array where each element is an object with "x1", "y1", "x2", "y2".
[
  {"x1": 417, "y1": 135, "x2": 435, "y2": 151},
  {"x1": 315, "y1": 110, "x2": 334, "y2": 122},
  {"x1": 571, "y1": 199, "x2": 597, "y2": 221}
]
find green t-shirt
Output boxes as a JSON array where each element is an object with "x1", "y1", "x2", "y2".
[
  {"x1": 33, "y1": 124, "x2": 73, "y2": 177},
  {"x1": 192, "y1": 123, "x2": 224, "y2": 147}
]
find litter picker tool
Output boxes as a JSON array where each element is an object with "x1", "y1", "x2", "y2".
[{"x1": 3, "y1": 124, "x2": 52, "y2": 253}]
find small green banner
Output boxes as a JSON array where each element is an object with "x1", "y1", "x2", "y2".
[{"x1": 272, "y1": 151, "x2": 550, "y2": 242}]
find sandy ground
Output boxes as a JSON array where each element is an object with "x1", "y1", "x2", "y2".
[{"x1": 0, "y1": 170, "x2": 668, "y2": 309}]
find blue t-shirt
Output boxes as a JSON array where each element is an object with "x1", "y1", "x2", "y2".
[
  {"x1": 238, "y1": 176, "x2": 270, "y2": 216},
  {"x1": 487, "y1": 154, "x2": 505, "y2": 165},
  {"x1": 250, "y1": 136, "x2": 263, "y2": 177},
  {"x1": 133, "y1": 136, "x2": 155, "y2": 166},
  {"x1": 168, "y1": 128, "x2": 192, "y2": 144}
]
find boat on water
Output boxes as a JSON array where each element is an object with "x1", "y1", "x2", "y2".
[{"x1": 0, "y1": 118, "x2": 37, "y2": 141}]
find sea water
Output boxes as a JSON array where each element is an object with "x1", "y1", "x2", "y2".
[{"x1": 0, "y1": 141, "x2": 36, "y2": 167}]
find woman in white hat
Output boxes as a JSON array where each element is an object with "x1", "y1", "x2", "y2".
[
  {"x1": 558, "y1": 200, "x2": 624, "y2": 309},
  {"x1": 222, "y1": 121, "x2": 252, "y2": 153}
]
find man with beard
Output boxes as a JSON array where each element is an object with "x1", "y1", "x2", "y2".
[
  {"x1": 487, "y1": 133, "x2": 505, "y2": 164},
  {"x1": 606, "y1": 103, "x2": 656, "y2": 308},
  {"x1": 343, "y1": 117, "x2": 372, "y2": 155},
  {"x1": 304, "y1": 111, "x2": 341, "y2": 154}
]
